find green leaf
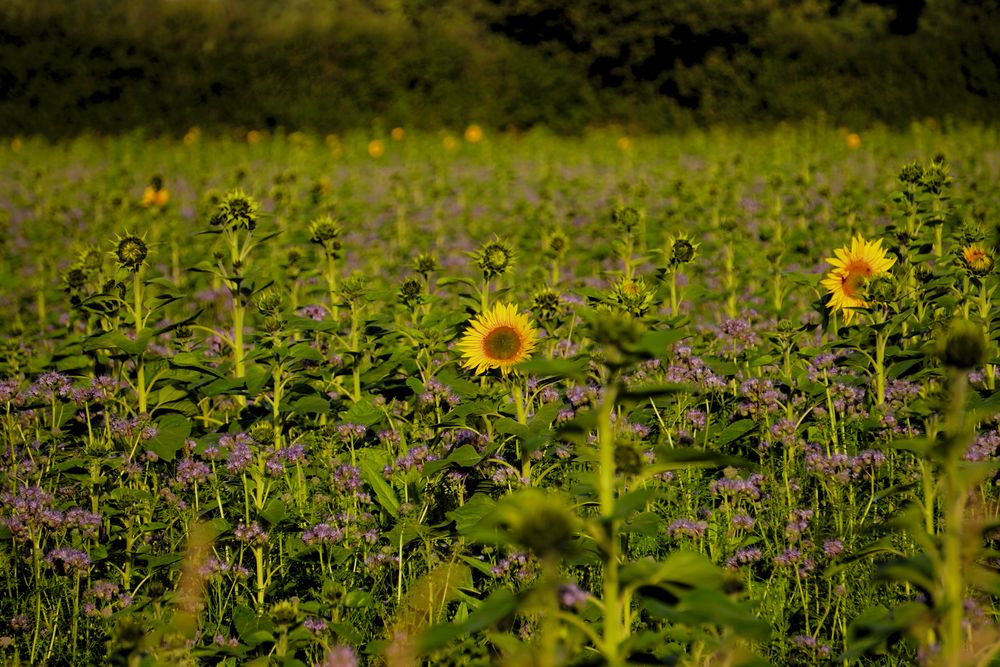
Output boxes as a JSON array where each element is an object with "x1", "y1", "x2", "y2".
[
  {"x1": 713, "y1": 419, "x2": 757, "y2": 448},
  {"x1": 613, "y1": 487, "x2": 655, "y2": 520},
  {"x1": 260, "y1": 498, "x2": 286, "y2": 526},
  {"x1": 339, "y1": 396, "x2": 382, "y2": 426},
  {"x1": 358, "y1": 450, "x2": 399, "y2": 517},
  {"x1": 514, "y1": 357, "x2": 588, "y2": 381},
  {"x1": 447, "y1": 494, "x2": 497, "y2": 536},
  {"x1": 144, "y1": 414, "x2": 192, "y2": 462},
  {"x1": 289, "y1": 395, "x2": 331, "y2": 415}
]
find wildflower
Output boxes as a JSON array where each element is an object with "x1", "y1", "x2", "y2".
[
  {"x1": 211, "y1": 191, "x2": 259, "y2": 232},
  {"x1": 821, "y1": 233, "x2": 896, "y2": 324},
  {"x1": 937, "y1": 319, "x2": 986, "y2": 371},
  {"x1": 667, "y1": 233, "x2": 698, "y2": 266},
  {"x1": 114, "y1": 234, "x2": 148, "y2": 272},
  {"x1": 464, "y1": 125, "x2": 484, "y2": 143},
  {"x1": 457, "y1": 303, "x2": 538, "y2": 376},
  {"x1": 367, "y1": 140, "x2": 384, "y2": 158},
  {"x1": 611, "y1": 205, "x2": 641, "y2": 233},
  {"x1": 140, "y1": 179, "x2": 169, "y2": 209},
  {"x1": 959, "y1": 243, "x2": 994, "y2": 277},
  {"x1": 316, "y1": 644, "x2": 359, "y2": 667},
  {"x1": 474, "y1": 238, "x2": 515, "y2": 278},
  {"x1": 391, "y1": 127, "x2": 405, "y2": 141},
  {"x1": 609, "y1": 276, "x2": 655, "y2": 317}
]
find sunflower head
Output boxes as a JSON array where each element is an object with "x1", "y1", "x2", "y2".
[
  {"x1": 474, "y1": 239, "x2": 515, "y2": 279},
  {"x1": 531, "y1": 287, "x2": 566, "y2": 325},
  {"x1": 612, "y1": 205, "x2": 641, "y2": 234},
  {"x1": 114, "y1": 234, "x2": 148, "y2": 272},
  {"x1": 543, "y1": 228, "x2": 569, "y2": 258},
  {"x1": 937, "y1": 319, "x2": 986, "y2": 371},
  {"x1": 457, "y1": 303, "x2": 538, "y2": 376},
  {"x1": 397, "y1": 277, "x2": 424, "y2": 308},
  {"x1": 609, "y1": 276, "x2": 655, "y2": 317},
  {"x1": 211, "y1": 190, "x2": 259, "y2": 232},
  {"x1": 822, "y1": 233, "x2": 896, "y2": 325},
  {"x1": 413, "y1": 252, "x2": 439, "y2": 277},
  {"x1": 959, "y1": 244, "x2": 994, "y2": 278},
  {"x1": 667, "y1": 232, "x2": 699, "y2": 267}
]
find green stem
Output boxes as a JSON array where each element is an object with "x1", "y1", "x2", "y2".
[{"x1": 597, "y1": 383, "x2": 624, "y2": 665}]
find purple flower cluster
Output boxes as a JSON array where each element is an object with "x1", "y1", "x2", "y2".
[
  {"x1": 109, "y1": 416, "x2": 158, "y2": 442},
  {"x1": 336, "y1": 423, "x2": 367, "y2": 441},
  {"x1": 198, "y1": 556, "x2": 250, "y2": 580},
  {"x1": 965, "y1": 430, "x2": 1000, "y2": 462},
  {"x1": 315, "y1": 644, "x2": 359, "y2": 667},
  {"x1": 664, "y1": 346, "x2": 726, "y2": 391},
  {"x1": 738, "y1": 378, "x2": 785, "y2": 420},
  {"x1": 234, "y1": 522, "x2": 268, "y2": 546},
  {"x1": 45, "y1": 547, "x2": 91, "y2": 575},
  {"x1": 385, "y1": 445, "x2": 439, "y2": 476},
  {"x1": 785, "y1": 509, "x2": 813, "y2": 540},
  {"x1": 490, "y1": 552, "x2": 537, "y2": 582},
  {"x1": 726, "y1": 547, "x2": 763, "y2": 569},
  {"x1": 558, "y1": 583, "x2": 589, "y2": 610},
  {"x1": 710, "y1": 471, "x2": 765, "y2": 501},
  {"x1": 419, "y1": 378, "x2": 461, "y2": 408},
  {"x1": 441, "y1": 428, "x2": 490, "y2": 453},
  {"x1": 804, "y1": 444, "x2": 886, "y2": 482},
  {"x1": 223, "y1": 433, "x2": 255, "y2": 474},
  {"x1": 667, "y1": 518, "x2": 708, "y2": 539},
  {"x1": 0, "y1": 486, "x2": 100, "y2": 540},
  {"x1": 175, "y1": 458, "x2": 212, "y2": 487},
  {"x1": 718, "y1": 317, "x2": 758, "y2": 356}
]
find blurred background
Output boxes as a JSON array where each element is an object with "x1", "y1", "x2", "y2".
[{"x1": 1, "y1": 0, "x2": 997, "y2": 137}]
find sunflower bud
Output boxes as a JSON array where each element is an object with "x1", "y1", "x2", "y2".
[
  {"x1": 543, "y1": 229, "x2": 569, "y2": 258},
  {"x1": 959, "y1": 244, "x2": 994, "y2": 278},
  {"x1": 531, "y1": 288, "x2": 566, "y2": 325},
  {"x1": 115, "y1": 235, "x2": 148, "y2": 272},
  {"x1": 212, "y1": 191, "x2": 259, "y2": 232},
  {"x1": 475, "y1": 239, "x2": 514, "y2": 279},
  {"x1": 249, "y1": 421, "x2": 275, "y2": 446},
  {"x1": 612, "y1": 205, "x2": 641, "y2": 234},
  {"x1": 898, "y1": 162, "x2": 924, "y2": 185},
  {"x1": 64, "y1": 268, "x2": 87, "y2": 291},
  {"x1": 491, "y1": 490, "x2": 577, "y2": 558},
  {"x1": 255, "y1": 289, "x2": 282, "y2": 316},
  {"x1": 413, "y1": 252, "x2": 438, "y2": 277},
  {"x1": 865, "y1": 274, "x2": 897, "y2": 305},
  {"x1": 397, "y1": 277, "x2": 423, "y2": 307},
  {"x1": 309, "y1": 216, "x2": 341, "y2": 245},
  {"x1": 269, "y1": 599, "x2": 300, "y2": 627},
  {"x1": 609, "y1": 276, "x2": 655, "y2": 317},
  {"x1": 614, "y1": 442, "x2": 644, "y2": 477},
  {"x1": 937, "y1": 319, "x2": 986, "y2": 371}
]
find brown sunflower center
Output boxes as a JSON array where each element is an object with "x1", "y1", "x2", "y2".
[
  {"x1": 843, "y1": 259, "x2": 874, "y2": 278},
  {"x1": 482, "y1": 326, "x2": 523, "y2": 361},
  {"x1": 840, "y1": 272, "x2": 866, "y2": 298}
]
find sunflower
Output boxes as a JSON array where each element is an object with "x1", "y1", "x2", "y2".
[
  {"x1": 457, "y1": 303, "x2": 538, "y2": 375},
  {"x1": 821, "y1": 233, "x2": 895, "y2": 324}
]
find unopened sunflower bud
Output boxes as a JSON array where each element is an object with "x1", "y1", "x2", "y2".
[
  {"x1": 475, "y1": 239, "x2": 514, "y2": 278},
  {"x1": 249, "y1": 421, "x2": 275, "y2": 446},
  {"x1": 543, "y1": 229, "x2": 569, "y2": 257},
  {"x1": 397, "y1": 277, "x2": 423, "y2": 307},
  {"x1": 614, "y1": 442, "x2": 644, "y2": 477},
  {"x1": 115, "y1": 235, "x2": 148, "y2": 271},
  {"x1": 413, "y1": 253, "x2": 438, "y2": 276},
  {"x1": 865, "y1": 274, "x2": 897, "y2": 304},
  {"x1": 255, "y1": 289, "x2": 282, "y2": 315},
  {"x1": 609, "y1": 276, "x2": 654, "y2": 317},
  {"x1": 309, "y1": 216, "x2": 341, "y2": 245},
  {"x1": 937, "y1": 319, "x2": 986, "y2": 371},
  {"x1": 213, "y1": 191, "x2": 259, "y2": 231},
  {"x1": 532, "y1": 288, "x2": 566, "y2": 323},
  {"x1": 64, "y1": 268, "x2": 87, "y2": 290},
  {"x1": 898, "y1": 162, "x2": 924, "y2": 185},
  {"x1": 612, "y1": 205, "x2": 641, "y2": 233}
]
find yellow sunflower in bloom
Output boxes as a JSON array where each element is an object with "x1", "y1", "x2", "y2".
[
  {"x1": 457, "y1": 303, "x2": 538, "y2": 375},
  {"x1": 821, "y1": 233, "x2": 895, "y2": 324}
]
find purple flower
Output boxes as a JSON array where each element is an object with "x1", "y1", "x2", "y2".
[
  {"x1": 46, "y1": 547, "x2": 91, "y2": 575},
  {"x1": 234, "y1": 522, "x2": 268, "y2": 546},
  {"x1": 315, "y1": 645, "x2": 359, "y2": 667},
  {"x1": 558, "y1": 583, "x2": 589, "y2": 610}
]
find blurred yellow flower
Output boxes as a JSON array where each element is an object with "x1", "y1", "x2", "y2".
[
  {"x1": 10, "y1": 137, "x2": 22, "y2": 152},
  {"x1": 246, "y1": 130, "x2": 261, "y2": 145},
  {"x1": 368, "y1": 139, "x2": 385, "y2": 158},
  {"x1": 442, "y1": 136, "x2": 458, "y2": 152},
  {"x1": 464, "y1": 124, "x2": 483, "y2": 143},
  {"x1": 846, "y1": 133, "x2": 861, "y2": 149},
  {"x1": 141, "y1": 186, "x2": 170, "y2": 209},
  {"x1": 391, "y1": 127, "x2": 405, "y2": 141},
  {"x1": 617, "y1": 136, "x2": 632, "y2": 151},
  {"x1": 183, "y1": 127, "x2": 200, "y2": 146}
]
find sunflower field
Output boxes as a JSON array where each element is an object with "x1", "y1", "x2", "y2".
[{"x1": 1, "y1": 123, "x2": 1000, "y2": 666}]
